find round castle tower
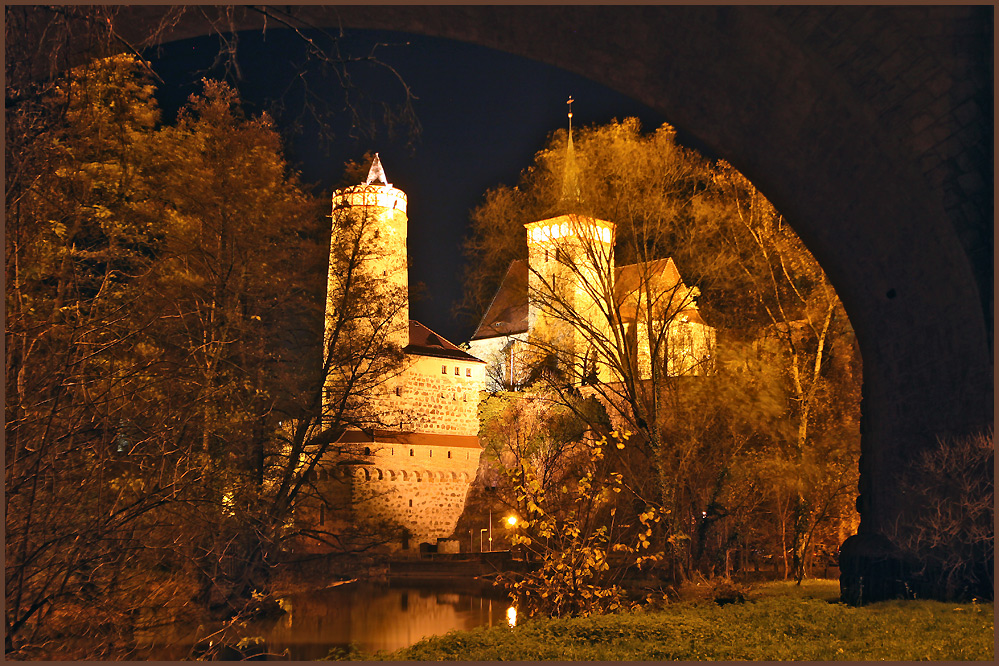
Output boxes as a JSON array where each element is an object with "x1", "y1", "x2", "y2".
[{"x1": 328, "y1": 153, "x2": 409, "y2": 350}]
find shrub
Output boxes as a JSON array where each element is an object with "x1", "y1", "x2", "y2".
[{"x1": 891, "y1": 430, "x2": 993, "y2": 600}]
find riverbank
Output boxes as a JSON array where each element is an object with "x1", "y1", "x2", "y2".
[{"x1": 346, "y1": 580, "x2": 993, "y2": 661}]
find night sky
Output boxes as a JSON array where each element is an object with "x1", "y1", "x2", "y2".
[{"x1": 146, "y1": 29, "x2": 666, "y2": 343}]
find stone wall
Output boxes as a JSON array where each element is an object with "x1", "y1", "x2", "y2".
[
  {"x1": 330, "y1": 439, "x2": 482, "y2": 548},
  {"x1": 372, "y1": 354, "x2": 485, "y2": 437}
]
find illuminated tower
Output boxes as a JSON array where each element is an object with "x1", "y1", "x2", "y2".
[
  {"x1": 523, "y1": 99, "x2": 616, "y2": 381},
  {"x1": 327, "y1": 154, "x2": 409, "y2": 352}
]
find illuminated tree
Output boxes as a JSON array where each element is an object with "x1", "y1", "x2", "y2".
[
  {"x1": 4, "y1": 53, "x2": 408, "y2": 657},
  {"x1": 464, "y1": 119, "x2": 861, "y2": 584}
]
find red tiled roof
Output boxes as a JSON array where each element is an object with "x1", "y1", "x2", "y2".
[
  {"x1": 406, "y1": 320, "x2": 485, "y2": 362},
  {"x1": 471, "y1": 256, "x2": 702, "y2": 335},
  {"x1": 336, "y1": 429, "x2": 481, "y2": 449}
]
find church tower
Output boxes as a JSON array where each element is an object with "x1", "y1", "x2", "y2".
[
  {"x1": 523, "y1": 99, "x2": 616, "y2": 381},
  {"x1": 327, "y1": 154, "x2": 409, "y2": 351}
]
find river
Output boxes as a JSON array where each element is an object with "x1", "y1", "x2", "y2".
[{"x1": 143, "y1": 580, "x2": 515, "y2": 660}]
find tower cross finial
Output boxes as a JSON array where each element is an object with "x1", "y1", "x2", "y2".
[{"x1": 567, "y1": 96, "x2": 574, "y2": 133}]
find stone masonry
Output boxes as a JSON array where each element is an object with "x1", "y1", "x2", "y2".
[{"x1": 320, "y1": 156, "x2": 485, "y2": 551}]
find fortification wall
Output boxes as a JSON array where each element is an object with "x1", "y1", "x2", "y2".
[
  {"x1": 331, "y1": 441, "x2": 482, "y2": 547},
  {"x1": 372, "y1": 355, "x2": 485, "y2": 436}
]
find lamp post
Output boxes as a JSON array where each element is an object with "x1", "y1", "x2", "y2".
[
  {"x1": 505, "y1": 515, "x2": 519, "y2": 559},
  {"x1": 479, "y1": 528, "x2": 487, "y2": 553},
  {"x1": 488, "y1": 509, "x2": 493, "y2": 552}
]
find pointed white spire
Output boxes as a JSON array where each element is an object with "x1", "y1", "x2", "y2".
[{"x1": 365, "y1": 152, "x2": 389, "y2": 186}]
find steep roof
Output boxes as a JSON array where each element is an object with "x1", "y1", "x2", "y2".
[
  {"x1": 470, "y1": 260, "x2": 529, "y2": 341},
  {"x1": 614, "y1": 257, "x2": 690, "y2": 321},
  {"x1": 365, "y1": 152, "x2": 389, "y2": 185},
  {"x1": 470, "y1": 256, "x2": 705, "y2": 341},
  {"x1": 614, "y1": 257, "x2": 681, "y2": 297},
  {"x1": 406, "y1": 320, "x2": 485, "y2": 362}
]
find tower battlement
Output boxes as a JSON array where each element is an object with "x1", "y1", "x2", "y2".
[{"x1": 332, "y1": 183, "x2": 408, "y2": 214}]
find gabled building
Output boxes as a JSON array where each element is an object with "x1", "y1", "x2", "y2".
[{"x1": 468, "y1": 185, "x2": 714, "y2": 391}]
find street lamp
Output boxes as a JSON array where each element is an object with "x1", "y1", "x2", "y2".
[
  {"x1": 505, "y1": 515, "x2": 519, "y2": 559},
  {"x1": 480, "y1": 528, "x2": 488, "y2": 552}
]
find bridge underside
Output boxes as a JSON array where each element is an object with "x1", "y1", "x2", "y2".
[{"x1": 91, "y1": 6, "x2": 995, "y2": 601}]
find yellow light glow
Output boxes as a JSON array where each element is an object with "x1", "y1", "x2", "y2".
[
  {"x1": 506, "y1": 605, "x2": 517, "y2": 627},
  {"x1": 506, "y1": 515, "x2": 518, "y2": 527}
]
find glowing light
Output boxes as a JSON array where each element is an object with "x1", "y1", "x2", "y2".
[
  {"x1": 560, "y1": 222, "x2": 569, "y2": 237},
  {"x1": 506, "y1": 605, "x2": 517, "y2": 627},
  {"x1": 506, "y1": 515, "x2": 518, "y2": 527}
]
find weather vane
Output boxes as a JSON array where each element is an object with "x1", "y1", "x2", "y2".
[{"x1": 567, "y1": 96, "x2": 574, "y2": 132}]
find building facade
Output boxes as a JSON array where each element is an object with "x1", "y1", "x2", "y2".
[{"x1": 468, "y1": 212, "x2": 715, "y2": 391}]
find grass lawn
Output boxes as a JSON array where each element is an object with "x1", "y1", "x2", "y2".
[{"x1": 343, "y1": 580, "x2": 994, "y2": 661}]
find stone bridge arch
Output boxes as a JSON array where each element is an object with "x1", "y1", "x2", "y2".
[{"x1": 80, "y1": 5, "x2": 991, "y2": 599}]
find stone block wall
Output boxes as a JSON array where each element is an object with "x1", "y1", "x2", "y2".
[
  {"x1": 372, "y1": 355, "x2": 485, "y2": 437},
  {"x1": 331, "y1": 440, "x2": 482, "y2": 547}
]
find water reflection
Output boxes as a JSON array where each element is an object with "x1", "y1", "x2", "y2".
[{"x1": 252, "y1": 581, "x2": 511, "y2": 660}]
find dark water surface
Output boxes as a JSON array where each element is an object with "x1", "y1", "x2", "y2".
[{"x1": 145, "y1": 580, "x2": 514, "y2": 660}]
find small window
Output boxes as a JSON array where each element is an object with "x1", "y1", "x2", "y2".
[
  {"x1": 429, "y1": 449, "x2": 433, "y2": 457},
  {"x1": 364, "y1": 447, "x2": 371, "y2": 456},
  {"x1": 409, "y1": 499, "x2": 413, "y2": 507},
  {"x1": 454, "y1": 366, "x2": 460, "y2": 375},
  {"x1": 409, "y1": 449, "x2": 414, "y2": 456},
  {"x1": 466, "y1": 368, "x2": 472, "y2": 377},
  {"x1": 319, "y1": 503, "x2": 325, "y2": 526},
  {"x1": 447, "y1": 451, "x2": 452, "y2": 459},
  {"x1": 442, "y1": 365, "x2": 447, "y2": 374},
  {"x1": 395, "y1": 386, "x2": 403, "y2": 396}
]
